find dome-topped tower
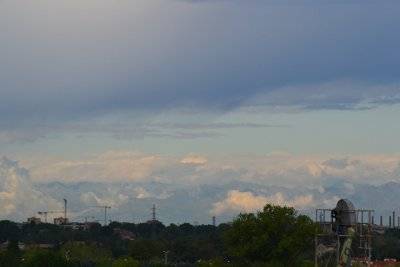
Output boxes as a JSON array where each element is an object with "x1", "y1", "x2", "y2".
[{"x1": 333, "y1": 199, "x2": 357, "y2": 227}]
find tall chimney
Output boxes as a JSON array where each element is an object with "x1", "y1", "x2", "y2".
[
  {"x1": 63, "y1": 199, "x2": 67, "y2": 221},
  {"x1": 380, "y1": 216, "x2": 383, "y2": 226},
  {"x1": 152, "y1": 204, "x2": 156, "y2": 221},
  {"x1": 393, "y1": 211, "x2": 396, "y2": 228},
  {"x1": 390, "y1": 216, "x2": 392, "y2": 228}
]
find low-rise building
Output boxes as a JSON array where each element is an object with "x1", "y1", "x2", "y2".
[
  {"x1": 54, "y1": 217, "x2": 69, "y2": 225},
  {"x1": 114, "y1": 228, "x2": 135, "y2": 241},
  {"x1": 27, "y1": 217, "x2": 41, "y2": 225}
]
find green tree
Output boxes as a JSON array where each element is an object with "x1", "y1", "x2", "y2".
[
  {"x1": 225, "y1": 204, "x2": 316, "y2": 266},
  {"x1": 373, "y1": 228, "x2": 400, "y2": 260},
  {"x1": 61, "y1": 242, "x2": 112, "y2": 266},
  {"x1": 0, "y1": 221, "x2": 20, "y2": 242},
  {"x1": 112, "y1": 257, "x2": 139, "y2": 267},
  {"x1": 128, "y1": 239, "x2": 165, "y2": 261},
  {"x1": 197, "y1": 258, "x2": 231, "y2": 267},
  {"x1": 21, "y1": 249, "x2": 71, "y2": 267},
  {"x1": 0, "y1": 241, "x2": 22, "y2": 267}
]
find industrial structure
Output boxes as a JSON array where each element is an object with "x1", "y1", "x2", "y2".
[
  {"x1": 315, "y1": 199, "x2": 374, "y2": 267},
  {"x1": 36, "y1": 199, "x2": 69, "y2": 224},
  {"x1": 27, "y1": 217, "x2": 41, "y2": 224},
  {"x1": 37, "y1": 211, "x2": 61, "y2": 223},
  {"x1": 152, "y1": 204, "x2": 156, "y2": 221},
  {"x1": 29, "y1": 198, "x2": 113, "y2": 228},
  {"x1": 90, "y1": 205, "x2": 111, "y2": 226},
  {"x1": 53, "y1": 199, "x2": 69, "y2": 225},
  {"x1": 147, "y1": 204, "x2": 160, "y2": 224}
]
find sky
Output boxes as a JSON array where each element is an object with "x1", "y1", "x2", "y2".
[{"x1": 1, "y1": 0, "x2": 400, "y2": 222}]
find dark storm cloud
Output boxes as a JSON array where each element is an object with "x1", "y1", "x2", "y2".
[{"x1": 0, "y1": 0, "x2": 400, "y2": 125}]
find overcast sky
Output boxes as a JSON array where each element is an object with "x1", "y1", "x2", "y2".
[
  {"x1": 2, "y1": 0, "x2": 400, "y2": 222},
  {"x1": 1, "y1": 0, "x2": 400, "y2": 158}
]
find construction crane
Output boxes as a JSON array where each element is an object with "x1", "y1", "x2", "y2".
[
  {"x1": 37, "y1": 211, "x2": 63, "y2": 223},
  {"x1": 89, "y1": 206, "x2": 111, "y2": 226},
  {"x1": 38, "y1": 198, "x2": 69, "y2": 224}
]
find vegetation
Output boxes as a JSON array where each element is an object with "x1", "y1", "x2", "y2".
[
  {"x1": 225, "y1": 204, "x2": 316, "y2": 266},
  {"x1": 373, "y1": 228, "x2": 400, "y2": 260},
  {"x1": 0, "y1": 204, "x2": 396, "y2": 266}
]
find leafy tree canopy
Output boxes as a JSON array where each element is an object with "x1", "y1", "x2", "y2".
[
  {"x1": 112, "y1": 257, "x2": 139, "y2": 267},
  {"x1": 224, "y1": 204, "x2": 316, "y2": 266}
]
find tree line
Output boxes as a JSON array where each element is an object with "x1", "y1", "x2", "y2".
[{"x1": 8, "y1": 204, "x2": 395, "y2": 267}]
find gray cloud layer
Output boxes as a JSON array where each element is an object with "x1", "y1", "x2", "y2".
[{"x1": 1, "y1": 0, "x2": 400, "y2": 126}]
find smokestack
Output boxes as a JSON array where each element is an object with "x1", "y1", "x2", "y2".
[
  {"x1": 390, "y1": 216, "x2": 392, "y2": 228},
  {"x1": 212, "y1": 216, "x2": 216, "y2": 226},
  {"x1": 380, "y1": 216, "x2": 383, "y2": 226},
  {"x1": 63, "y1": 199, "x2": 67, "y2": 220},
  {"x1": 393, "y1": 211, "x2": 396, "y2": 228},
  {"x1": 152, "y1": 204, "x2": 156, "y2": 221}
]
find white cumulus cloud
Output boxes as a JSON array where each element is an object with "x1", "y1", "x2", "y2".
[
  {"x1": 28, "y1": 151, "x2": 164, "y2": 182},
  {"x1": 180, "y1": 154, "x2": 208, "y2": 165},
  {"x1": 18, "y1": 151, "x2": 400, "y2": 187},
  {"x1": 211, "y1": 190, "x2": 314, "y2": 215},
  {"x1": 80, "y1": 191, "x2": 129, "y2": 208},
  {"x1": 0, "y1": 157, "x2": 60, "y2": 220}
]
